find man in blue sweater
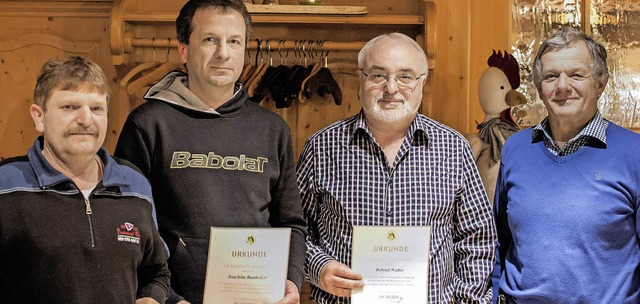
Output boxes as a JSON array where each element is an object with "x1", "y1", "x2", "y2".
[{"x1": 493, "y1": 27, "x2": 640, "y2": 303}]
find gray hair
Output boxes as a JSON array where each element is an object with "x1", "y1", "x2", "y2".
[
  {"x1": 357, "y1": 32, "x2": 428, "y2": 75},
  {"x1": 532, "y1": 26, "x2": 608, "y2": 87}
]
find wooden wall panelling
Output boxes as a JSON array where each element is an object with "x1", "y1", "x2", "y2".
[
  {"x1": 261, "y1": 93, "x2": 300, "y2": 154},
  {"x1": 468, "y1": 0, "x2": 511, "y2": 132},
  {"x1": 0, "y1": 1, "x2": 116, "y2": 160},
  {"x1": 427, "y1": 0, "x2": 471, "y2": 133},
  {"x1": 425, "y1": 0, "x2": 511, "y2": 135}
]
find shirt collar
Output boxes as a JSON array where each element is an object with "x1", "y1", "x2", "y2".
[{"x1": 531, "y1": 111, "x2": 608, "y2": 145}]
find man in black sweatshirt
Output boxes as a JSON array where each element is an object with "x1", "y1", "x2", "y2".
[
  {"x1": 0, "y1": 56, "x2": 170, "y2": 303},
  {"x1": 114, "y1": 1, "x2": 306, "y2": 303}
]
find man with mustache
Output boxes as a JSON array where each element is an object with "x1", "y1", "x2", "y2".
[
  {"x1": 114, "y1": 1, "x2": 306, "y2": 303},
  {"x1": 297, "y1": 32, "x2": 496, "y2": 304},
  {"x1": 493, "y1": 27, "x2": 640, "y2": 303},
  {"x1": 0, "y1": 56, "x2": 170, "y2": 303}
]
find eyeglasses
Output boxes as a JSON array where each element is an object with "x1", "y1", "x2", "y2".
[{"x1": 360, "y1": 70, "x2": 427, "y2": 91}]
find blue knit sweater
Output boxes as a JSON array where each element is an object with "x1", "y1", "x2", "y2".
[{"x1": 493, "y1": 123, "x2": 640, "y2": 303}]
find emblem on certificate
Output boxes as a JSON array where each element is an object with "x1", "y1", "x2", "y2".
[
  {"x1": 203, "y1": 227, "x2": 291, "y2": 304},
  {"x1": 351, "y1": 226, "x2": 431, "y2": 304},
  {"x1": 387, "y1": 231, "x2": 396, "y2": 240}
]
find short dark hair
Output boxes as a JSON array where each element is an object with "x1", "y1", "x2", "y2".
[
  {"x1": 176, "y1": 0, "x2": 252, "y2": 45},
  {"x1": 533, "y1": 26, "x2": 609, "y2": 88},
  {"x1": 34, "y1": 56, "x2": 110, "y2": 110}
]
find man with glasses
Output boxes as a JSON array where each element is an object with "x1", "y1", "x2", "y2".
[{"x1": 297, "y1": 32, "x2": 496, "y2": 303}]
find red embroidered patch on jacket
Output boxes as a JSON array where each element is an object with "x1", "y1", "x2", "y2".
[{"x1": 116, "y1": 222, "x2": 140, "y2": 244}]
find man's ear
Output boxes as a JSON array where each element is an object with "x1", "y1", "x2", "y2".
[
  {"x1": 178, "y1": 42, "x2": 188, "y2": 65},
  {"x1": 29, "y1": 104, "x2": 45, "y2": 133},
  {"x1": 597, "y1": 75, "x2": 609, "y2": 96}
]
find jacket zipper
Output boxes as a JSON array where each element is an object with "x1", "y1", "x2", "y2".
[{"x1": 84, "y1": 197, "x2": 96, "y2": 248}]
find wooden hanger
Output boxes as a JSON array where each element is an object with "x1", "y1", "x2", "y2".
[
  {"x1": 298, "y1": 63, "x2": 322, "y2": 103},
  {"x1": 120, "y1": 61, "x2": 162, "y2": 86},
  {"x1": 303, "y1": 67, "x2": 342, "y2": 105},
  {"x1": 299, "y1": 41, "x2": 325, "y2": 103},
  {"x1": 126, "y1": 61, "x2": 185, "y2": 95},
  {"x1": 245, "y1": 40, "x2": 269, "y2": 97},
  {"x1": 241, "y1": 65, "x2": 256, "y2": 85},
  {"x1": 280, "y1": 64, "x2": 311, "y2": 108},
  {"x1": 246, "y1": 63, "x2": 268, "y2": 97},
  {"x1": 125, "y1": 38, "x2": 185, "y2": 95},
  {"x1": 257, "y1": 41, "x2": 291, "y2": 104},
  {"x1": 120, "y1": 38, "x2": 165, "y2": 87},
  {"x1": 240, "y1": 47, "x2": 256, "y2": 85},
  {"x1": 277, "y1": 41, "x2": 317, "y2": 108}
]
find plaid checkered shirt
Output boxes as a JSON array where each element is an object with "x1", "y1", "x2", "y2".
[{"x1": 297, "y1": 111, "x2": 496, "y2": 303}]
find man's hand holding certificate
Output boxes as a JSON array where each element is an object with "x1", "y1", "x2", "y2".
[
  {"x1": 203, "y1": 227, "x2": 291, "y2": 304},
  {"x1": 351, "y1": 226, "x2": 431, "y2": 304}
]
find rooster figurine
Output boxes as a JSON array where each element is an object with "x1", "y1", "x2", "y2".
[{"x1": 465, "y1": 50, "x2": 527, "y2": 203}]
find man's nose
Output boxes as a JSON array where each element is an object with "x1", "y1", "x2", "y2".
[
  {"x1": 76, "y1": 107, "x2": 93, "y2": 126},
  {"x1": 384, "y1": 77, "x2": 399, "y2": 94},
  {"x1": 555, "y1": 74, "x2": 572, "y2": 93},
  {"x1": 215, "y1": 41, "x2": 231, "y2": 60}
]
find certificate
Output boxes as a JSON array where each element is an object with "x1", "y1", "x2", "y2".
[
  {"x1": 203, "y1": 227, "x2": 291, "y2": 304},
  {"x1": 351, "y1": 226, "x2": 431, "y2": 304}
]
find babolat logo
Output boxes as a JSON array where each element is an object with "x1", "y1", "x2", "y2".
[
  {"x1": 116, "y1": 222, "x2": 140, "y2": 244},
  {"x1": 170, "y1": 151, "x2": 268, "y2": 173}
]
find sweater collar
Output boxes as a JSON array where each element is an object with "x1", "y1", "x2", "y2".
[
  {"x1": 145, "y1": 70, "x2": 247, "y2": 116},
  {"x1": 27, "y1": 136, "x2": 129, "y2": 189}
]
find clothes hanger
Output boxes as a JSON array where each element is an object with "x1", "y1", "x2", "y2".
[
  {"x1": 120, "y1": 62, "x2": 162, "y2": 87},
  {"x1": 302, "y1": 49, "x2": 342, "y2": 105},
  {"x1": 260, "y1": 40, "x2": 291, "y2": 104},
  {"x1": 119, "y1": 38, "x2": 162, "y2": 87},
  {"x1": 273, "y1": 40, "x2": 309, "y2": 108},
  {"x1": 281, "y1": 40, "x2": 318, "y2": 107},
  {"x1": 245, "y1": 39, "x2": 269, "y2": 96},
  {"x1": 250, "y1": 40, "x2": 281, "y2": 103},
  {"x1": 283, "y1": 41, "x2": 319, "y2": 107},
  {"x1": 298, "y1": 41, "x2": 325, "y2": 103},
  {"x1": 126, "y1": 38, "x2": 185, "y2": 95},
  {"x1": 240, "y1": 46, "x2": 256, "y2": 85},
  {"x1": 303, "y1": 67, "x2": 342, "y2": 105}
]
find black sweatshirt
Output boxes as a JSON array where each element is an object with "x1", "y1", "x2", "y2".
[{"x1": 115, "y1": 71, "x2": 306, "y2": 303}]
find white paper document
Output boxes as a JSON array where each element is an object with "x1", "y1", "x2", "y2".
[
  {"x1": 203, "y1": 227, "x2": 291, "y2": 304},
  {"x1": 351, "y1": 226, "x2": 431, "y2": 304}
]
